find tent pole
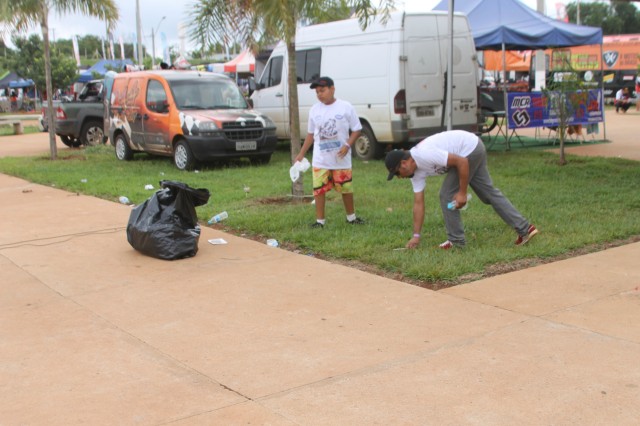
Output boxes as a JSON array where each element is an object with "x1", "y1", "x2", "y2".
[
  {"x1": 502, "y1": 42, "x2": 510, "y2": 148},
  {"x1": 599, "y1": 42, "x2": 606, "y2": 140}
]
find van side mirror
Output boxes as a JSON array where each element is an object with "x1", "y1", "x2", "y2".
[
  {"x1": 159, "y1": 100, "x2": 170, "y2": 113},
  {"x1": 249, "y1": 77, "x2": 259, "y2": 91}
]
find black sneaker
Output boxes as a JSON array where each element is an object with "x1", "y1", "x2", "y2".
[
  {"x1": 310, "y1": 222, "x2": 324, "y2": 228},
  {"x1": 347, "y1": 217, "x2": 365, "y2": 225}
]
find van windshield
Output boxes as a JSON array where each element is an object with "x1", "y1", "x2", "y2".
[{"x1": 169, "y1": 79, "x2": 248, "y2": 110}]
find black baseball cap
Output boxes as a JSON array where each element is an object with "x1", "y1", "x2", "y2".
[
  {"x1": 310, "y1": 76, "x2": 334, "y2": 89},
  {"x1": 385, "y1": 149, "x2": 409, "y2": 181}
]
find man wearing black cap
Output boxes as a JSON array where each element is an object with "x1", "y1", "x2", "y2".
[
  {"x1": 295, "y1": 76, "x2": 364, "y2": 228},
  {"x1": 386, "y1": 130, "x2": 538, "y2": 249}
]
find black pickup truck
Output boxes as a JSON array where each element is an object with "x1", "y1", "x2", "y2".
[{"x1": 43, "y1": 80, "x2": 106, "y2": 147}]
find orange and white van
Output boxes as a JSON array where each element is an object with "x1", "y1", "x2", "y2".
[{"x1": 109, "y1": 70, "x2": 277, "y2": 170}]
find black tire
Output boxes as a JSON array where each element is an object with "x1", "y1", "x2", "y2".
[
  {"x1": 80, "y1": 119, "x2": 104, "y2": 146},
  {"x1": 174, "y1": 140, "x2": 196, "y2": 171},
  {"x1": 479, "y1": 107, "x2": 498, "y2": 134},
  {"x1": 59, "y1": 135, "x2": 82, "y2": 148},
  {"x1": 250, "y1": 153, "x2": 272, "y2": 165},
  {"x1": 114, "y1": 133, "x2": 133, "y2": 161},
  {"x1": 353, "y1": 124, "x2": 383, "y2": 160}
]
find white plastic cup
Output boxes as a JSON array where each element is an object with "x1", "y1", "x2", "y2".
[
  {"x1": 118, "y1": 196, "x2": 130, "y2": 204},
  {"x1": 266, "y1": 239, "x2": 279, "y2": 247},
  {"x1": 208, "y1": 211, "x2": 228, "y2": 224},
  {"x1": 298, "y1": 158, "x2": 310, "y2": 172}
]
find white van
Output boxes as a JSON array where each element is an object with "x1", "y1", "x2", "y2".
[{"x1": 250, "y1": 11, "x2": 479, "y2": 160}]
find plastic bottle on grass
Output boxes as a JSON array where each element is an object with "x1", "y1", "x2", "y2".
[
  {"x1": 208, "y1": 211, "x2": 228, "y2": 224},
  {"x1": 447, "y1": 194, "x2": 472, "y2": 211}
]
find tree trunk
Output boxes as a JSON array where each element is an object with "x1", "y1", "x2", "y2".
[
  {"x1": 559, "y1": 94, "x2": 567, "y2": 166},
  {"x1": 103, "y1": 83, "x2": 109, "y2": 144},
  {"x1": 286, "y1": 36, "x2": 304, "y2": 198},
  {"x1": 40, "y1": 4, "x2": 57, "y2": 160}
]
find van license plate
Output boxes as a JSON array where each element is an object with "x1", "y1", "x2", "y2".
[
  {"x1": 236, "y1": 141, "x2": 257, "y2": 151},
  {"x1": 416, "y1": 106, "x2": 435, "y2": 117}
]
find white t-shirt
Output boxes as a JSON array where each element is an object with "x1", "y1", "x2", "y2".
[
  {"x1": 409, "y1": 130, "x2": 479, "y2": 193},
  {"x1": 307, "y1": 98, "x2": 362, "y2": 169}
]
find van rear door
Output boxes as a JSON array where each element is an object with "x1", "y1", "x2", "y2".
[
  {"x1": 403, "y1": 14, "x2": 478, "y2": 133},
  {"x1": 250, "y1": 54, "x2": 288, "y2": 138}
]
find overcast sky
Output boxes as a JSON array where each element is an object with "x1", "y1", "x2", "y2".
[{"x1": 8, "y1": 0, "x2": 605, "y2": 55}]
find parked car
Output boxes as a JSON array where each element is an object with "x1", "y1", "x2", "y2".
[{"x1": 109, "y1": 70, "x2": 277, "y2": 170}]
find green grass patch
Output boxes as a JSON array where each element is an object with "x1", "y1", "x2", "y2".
[
  {"x1": 1, "y1": 143, "x2": 638, "y2": 288},
  {"x1": 0, "y1": 125, "x2": 41, "y2": 136}
]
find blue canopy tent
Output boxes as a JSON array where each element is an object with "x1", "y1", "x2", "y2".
[
  {"x1": 77, "y1": 59, "x2": 133, "y2": 83},
  {"x1": 433, "y1": 0, "x2": 602, "y2": 51},
  {"x1": 9, "y1": 78, "x2": 35, "y2": 89},
  {"x1": 433, "y1": 0, "x2": 604, "y2": 141}
]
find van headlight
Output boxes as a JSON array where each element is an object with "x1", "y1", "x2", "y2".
[
  {"x1": 260, "y1": 115, "x2": 275, "y2": 128},
  {"x1": 198, "y1": 121, "x2": 218, "y2": 132}
]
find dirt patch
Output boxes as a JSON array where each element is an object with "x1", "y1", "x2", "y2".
[
  {"x1": 254, "y1": 196, "x2": 312, "y2": 205},
  {"x1": 58, "y1": 153, "x2": 87, "y2": 161}
]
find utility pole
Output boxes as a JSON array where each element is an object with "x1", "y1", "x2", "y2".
[
  {"x1": 534, "y1": 0, "x2": 546, "y2": 92},
  {"x1": 151, "y1": 16, "x2": 166, "y2": 69},
  {"x1": 136, "y1": 0, "x2": 144, "y2": 67},
  {"x1": 577, "y1": 0, "x2": 581, "y2": 25}
]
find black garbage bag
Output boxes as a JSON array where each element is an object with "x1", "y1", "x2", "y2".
[{"x1": 126, "y1": 180, "x2": 210, "y2": 260}]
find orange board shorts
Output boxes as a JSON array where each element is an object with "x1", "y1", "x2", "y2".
[{"x1": 312, "y1": 168, "x2": 353, "y2": 196}]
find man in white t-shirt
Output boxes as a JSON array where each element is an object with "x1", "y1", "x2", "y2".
[
  {"x1": 295, "y1": 76, "x2": 364, "y2": 228},
  {"x1": 385, "y1": 130, "x2": 538, "y2": 249}
]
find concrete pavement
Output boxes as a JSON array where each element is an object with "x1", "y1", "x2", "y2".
[{"x1": 1, "y1": 114, "x2": 639, "y2": 424}]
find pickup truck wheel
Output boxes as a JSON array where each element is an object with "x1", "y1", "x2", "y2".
[
  {"x1": 114, "y1": 133, "x2": 133, "y2": 161},
  {"x1": 60, "y1": 135, "x2": 82, "y2": 148},
  {"x1": 81, "y1": 120, "x2": 104, "y2": 146},
  {"x1": 174, "y1": 140, "x2": 196, "y2": 171},
  {"x1": 353, "y1": 124, "x2": 383, "y2": 160}
]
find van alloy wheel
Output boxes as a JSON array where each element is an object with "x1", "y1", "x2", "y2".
[
  {"x1": 174, "y1": 140, "x2": 196, "y2": 170},
  {"x1": 115, "y1": 134, "x2": 133, "y2": 161},
  {"x1": 353, "y1": 125, "x2": 382, "y2": 160}
]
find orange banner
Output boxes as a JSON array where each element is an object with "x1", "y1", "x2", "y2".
[{"x1": 483, "y1": 51, "x2": 531, "y2": 72}]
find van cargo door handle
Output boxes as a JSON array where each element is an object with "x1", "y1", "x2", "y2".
[{"x1": 275, "y1": 93, "x2": 283, "y2": 97}]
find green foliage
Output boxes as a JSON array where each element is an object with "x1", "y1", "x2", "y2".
[
  {"x1": 566, "y1": 1, "x2": 640, "y2": 35},
  {"x1": 0, "y1": 125, "x2": 40, "y2": 136},
  {"x1": 0, "y1": 145, "x2": 638, "y2": 286},
  {"x1": 541, "y1": 52, "x2": 590, "y2": 165},
  {"x1": 8, "y1": 35, "x2": 77, "y2": 93}
]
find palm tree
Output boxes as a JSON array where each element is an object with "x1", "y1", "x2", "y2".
[
  {"x1": 1, "y1": 0, "x2": 118, "y2": 160},
  {"x1": 187, "y1": 0, "x2": 393, "y2": 198}
]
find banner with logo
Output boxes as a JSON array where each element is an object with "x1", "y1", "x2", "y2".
[{"x1": 506, "y1": 89, "x2": 604, "y2": 129}]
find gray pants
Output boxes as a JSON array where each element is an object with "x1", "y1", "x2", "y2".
[{"x1": 439, "y1": 140, "x2": 529, "y2": 246}]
